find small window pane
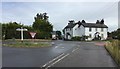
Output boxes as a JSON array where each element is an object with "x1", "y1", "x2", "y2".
[
  {"x1": 96, "y1": 28, "x2": 97, "y2": 31},
  {"x1": 101, "y1": 34, "x2": 104, "y2": 38},
  {"x1": 101, "y1": 28, "x2": 104, "y2": 32},
  {"x1": 89, "y1": 27, "x2": 92, "y2": 32},
  {"x1": 89, "y1": 34, "x2": 92, "y2": 38}
]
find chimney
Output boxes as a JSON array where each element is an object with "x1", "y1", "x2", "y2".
[
  {"x1": 96, "y1": 20, "x2": 100, "y2": 24},
  {"x1": 100, "y1": 19, "x2": 104, "y2": 24},
  {"x1": 68, "y1": 20, "x2": 74, "y2": 25},
  {"x1": 81, "y1": 20, "x2": 86, "y2": 23}
]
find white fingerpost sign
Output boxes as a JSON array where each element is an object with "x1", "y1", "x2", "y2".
[
  {"x1": 16, "y1": 27, "x2": 28, "y2": 41},
  {"x1": 29, "y1": 32, "x2": 36, "y2": 39}
]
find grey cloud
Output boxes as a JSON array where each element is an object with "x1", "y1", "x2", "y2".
[{"x1": 1, "y1": 2, "x2": 118, "y2": 32}]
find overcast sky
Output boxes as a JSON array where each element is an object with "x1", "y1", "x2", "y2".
[{"x1": 1, "y1": 0, "x2": 119, "y2": 32}]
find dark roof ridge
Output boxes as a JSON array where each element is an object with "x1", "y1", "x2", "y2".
[{"x1": 81, "y1": 22, "x2": 108, "y2": 28}]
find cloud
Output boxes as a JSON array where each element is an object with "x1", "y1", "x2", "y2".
[
  {"x1": 119, "y1": 1, "x2": 120, "y2": 28},
  {"x1": 1, "y1": 0, "x2": 119, "y2": 2},
  {"x1": 1, "y1": 2, "x2": 118, "y2": 32}
]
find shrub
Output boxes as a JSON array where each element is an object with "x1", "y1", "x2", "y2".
[
  {"x1": 71, "y1": 36, "x2": 82, "y2": 41},
  {"x1": 81, "y1": 35, "x2": 89, "y2": 41}
]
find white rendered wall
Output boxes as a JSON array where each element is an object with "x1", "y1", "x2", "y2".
[
  {"x1": 64, "y1": 28, "x2": 73, "y2": 39},
  {"x1": 85, "y1": 27, "x2": 108, "y2": 40},
  {"x1": 73, "y1": 24, "x2": 85, "y2": 37}
]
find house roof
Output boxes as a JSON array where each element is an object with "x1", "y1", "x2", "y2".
[
  {"x1": 64, "y1": 22, "x2": 108, "y2": 30},
  {"x1": 64, "y1": 23, "x2": 77, "y2": 29},
  {"x1": 80, "y1": 23, "x2": 108, "y2": 28}
]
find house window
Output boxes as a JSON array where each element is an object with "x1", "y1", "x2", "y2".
[
  {"x1": 101, "y1": 28, "x2": 104, "y2": 32},
  {"x1": 89, "y1": 27, "x2": 92, "y2": 32},
  {"x1": 66, "y1": 29, "x2": 67, "y2": 31},
  {"x1": 101, "y1": 34, "x2": 104, "y2": 38},
  {"x1": 95, "y1": 28, "x2": 97, "y2": 31},
  {"x1": 89, "y1": 34, "x2": 92, "y2": 38},
  {"x1": 75, "y1": 28, "x2": 77, "y2": 30}
]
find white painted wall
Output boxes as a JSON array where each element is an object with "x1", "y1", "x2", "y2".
[
  {"x1": 100, "y1": 28, "x2": 108, "y2": 40},
  {"x1": 85, "y1": 27, "x2": 108, "y2": 40},
  {"x1": 73, "y1": 24, "x2": 79, "y2": 36},
  {"x1": 64, "y1": 28, "x2": 73, "y2": 39},
  {"x1": 64, "y1": 24, "x2": 108, "y2": 40},
  {"x1": 73, "y1": 24, "x2": 85, "y2": 37}
]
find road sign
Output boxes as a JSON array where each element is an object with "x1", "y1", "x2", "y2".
[
  {"x1": 16, "y1": 27, "x2": 28, "y2": 41},
  {"x1": 29, "y1": 32, "x2": 36, "y2": 39}
]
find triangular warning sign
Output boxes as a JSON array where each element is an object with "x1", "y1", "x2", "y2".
[{"x1": 29, "y1": 32, "x2": 36, "y2": 38}]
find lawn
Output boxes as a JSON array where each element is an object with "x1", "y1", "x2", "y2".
[{"x1": 105, "y1": 40, "x2": 120, "y2": 66}]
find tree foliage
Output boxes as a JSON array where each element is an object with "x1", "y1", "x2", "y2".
[
  {"x1": 110, "y1": 28, "x2": 120, "y2": 40},
  {"x1": 1, "y1": 12, "x2": 53, "y2": 39},
  {"x1": 2, "y1": 22, "x2": 32, "y2": 39},
  {"x1": 32, "y1": 13, "x2": 53, "y2": 39},
  {"x1": 56, "y1": 31, "x2": 62, "y2": 39}
]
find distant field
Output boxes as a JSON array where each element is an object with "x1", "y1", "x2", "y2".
[{"x1": 105, "y1": 40, "x2": 120, "y2": 66}]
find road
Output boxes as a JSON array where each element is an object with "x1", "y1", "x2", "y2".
[
  {"x1": 50, "y1": 42, "x2": 117, "y2": 67},
  {"x1": 2, "y1": 40, "x2": 117, "y2": 67},
  {"x1": 2, "y1": 40, "x2": 80, "y2": 67}
]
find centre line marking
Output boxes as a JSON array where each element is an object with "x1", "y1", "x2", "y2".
[
  {"x1": 42, "y1": 53, "x2": 64, "y2": 67},
  {"x1": 72, "y1": 48, "x2": 79, "y2": 52},
  {"x1": 55, "y1": 46, "x2": 58, "y2": 48},
  {"x1": 47, "y1": 53, "x2": 70, "y2": 68}
]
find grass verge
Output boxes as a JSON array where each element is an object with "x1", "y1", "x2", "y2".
[
  {"x1": 105, "y1": 40, "x2": 120, "y2": 66},
  {"x1": 3, "y1": 41, "x2": 51, "y2": 48}
]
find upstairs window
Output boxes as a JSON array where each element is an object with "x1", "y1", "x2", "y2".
[
  {"x1": 101, "y1": 28, "x2": 104, "y2": 32},
  {"x1": 66, "y1": 29, "x2": 68, "y2": 31},
  {"x1": 95, "y1": 28, "x2": 97, "y2": 31},
  {"x1": 89, "y1": 34, "x2": 92, "y2": 38},
  {"x1": 89, "y1": 27, "x2": 92, "y2": 32},
  {"x1": 101, "y1": 34, "x2": 104, "y2": 38}
]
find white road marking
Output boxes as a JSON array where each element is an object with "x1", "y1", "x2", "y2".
[
  {"x1": 52, "y1": 42, "x2": 55, "y2": 45},
  {"x1": 72, "y1": 48, "x2": 79, "y2": 53},
  {"x1": 47, "y1": 53, "x2": 70, "y2": 68},
  {"x1": 58, "y1": 44, "x2": 63, "y2": 46},
  {"x1": 55, "y1": 46, "x2": 58, "y2": 48},
  {"x1": 54, "y1": 44, "x2": 64, "y2": 49},
  {"x1": 42, "y1": 53, "x2": 64, "y2": 67}
]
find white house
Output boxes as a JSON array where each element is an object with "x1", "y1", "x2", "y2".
[{"x1": 63, "y1": 19, "x2": 108, "y2": 40}]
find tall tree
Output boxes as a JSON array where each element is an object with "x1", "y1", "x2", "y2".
[
  {"x1": 56, "y1": 31, "x2": 62, "y2": 39},
  {"x1": 32, "y1": 13, "x2": 53, "y2": 39},
  {"x1": 110, "y1": 28, "x2": 120, "y2": 40}
]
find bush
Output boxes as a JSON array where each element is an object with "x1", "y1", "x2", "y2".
[
  {"x1": 71, "y1": 36, "x2": 82, "y2": 41},
  {"x1": 81, "y1": 35, "x2": 89, "y2": 41}
]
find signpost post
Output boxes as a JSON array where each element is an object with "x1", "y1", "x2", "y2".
[{"x1": 16, "y1": 27, "x2": 28, "y2": 42}]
